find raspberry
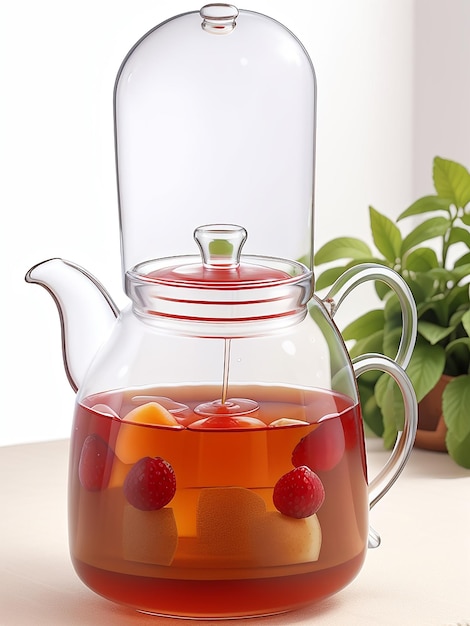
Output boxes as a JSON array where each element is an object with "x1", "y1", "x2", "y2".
[
  {"x1": 78, "y1": 433, "x2": 114, "y2": 491},
  {"x1": 292, "y1": 419, "x2": 345, "y2": 472},
  {"x1": 124, "y1": 456, "x2": 176, "y2": 511},
  {"x1": 273, "y1": 466, "x2": 325, "y2": 519}
]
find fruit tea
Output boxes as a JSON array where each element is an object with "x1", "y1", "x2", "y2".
[{"x1": 69, "y1": 384, "x2": 368, "y2": 618}]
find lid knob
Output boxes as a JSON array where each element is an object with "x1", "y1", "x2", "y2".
[
  {"x1": 200, "y1": 4, "x2": 239, "y2": 34},
  {"x1": 194, "y1": 224, "x2": 247, "y2": 269}
]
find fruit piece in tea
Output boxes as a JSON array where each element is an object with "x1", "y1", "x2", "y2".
[
  {"x1": 269, "y1": 418, "x2": 310, "y2": 427},
  {"x1": 124, "y1": 456, "x2": 176, "y2": 511},
  {"x1": 292, "y1": 418, "x2": 345, "y2": 472},
  {"x1": 273, "y1": 466, "x2": 325, "y2": 518},
  {"x1": 122, "y1": 505, "x2": 178, "y2": 566},
  {"x1": 78, "y1": 433, "x2": 115, "y2": 492},
  {"x1": 115, "y1": 402, "x2": 184, "y2": 464},
  {"x1": 196, "y1": 487, "x2": 266, "y2": 562},
  {"x1": 251, "y1": 511, "x2": 322, "y2": 566}
]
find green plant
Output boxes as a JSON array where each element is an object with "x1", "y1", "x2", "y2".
[{"x1": 315, "y1": 156, "x2": 470, "y2": 468}]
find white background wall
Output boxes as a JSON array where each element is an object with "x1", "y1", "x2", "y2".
[
  {"x1": 1, "y1": 0, "x2": 469, "y2": 446},
  {"x1": 412, "y1": 0, "x2": 470, "y2": 195}
]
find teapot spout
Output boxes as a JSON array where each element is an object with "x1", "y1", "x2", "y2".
[{"x1": 26, "y1": 258, "x2": 120, "y2": 392}]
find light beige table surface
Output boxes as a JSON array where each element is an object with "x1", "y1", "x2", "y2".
[{"x1": 0, "y1": 438, "x2": 469, "y2": 626}]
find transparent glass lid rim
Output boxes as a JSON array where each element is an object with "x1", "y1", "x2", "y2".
[{"x1": 127, "y1": 254, "x2": 312, "y2": 290}]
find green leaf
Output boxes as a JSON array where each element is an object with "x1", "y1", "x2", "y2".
[
  {"x1": 357, "y1": 369, "x2": 382, "y2": 398},
  {"x1": 419, "y1": 295, "x2": 454, "y2": 327},
  {"x1": 433, "y1": 157, "x2": 470, "y2": 208},
  {"x1": 403, "y1": 247, "x2": 439, "y2": 272},
  {"x1": 446, "y1": 430, "x2": 470, "y2": 469},
  {"x1": 462, "y1": 309, "x2": 470, "y2": 336},
  {"x1": 342, "y1": 310, "x2": 385, "y2": 342},
  {"x1": 315, "y1": 266, "x2": 347, "y2": 291},
  {"x1": 446, "y1": 337, "x2": 470, "y2": 353},
  {"x1": 383, "y1": 325, "x2": 402, "y2": 360},
  {"x1": 369, "y1": 206, "x2": 402, "y2": 263},
  {"x1": 406, "y1": 341, "x2": 446, "y2": 401},
  {"x1": 401, "y1": 216, "x2": 450, "y2": 253},
  {"x1": 407, "y1": 274, "x2": 437, "y2": 304},
  {"x1": 383, "y1": 292, "x2": 402, "y2": 323},
  {"x1": 445, "y1": 338, "x2": 470, "y2": 376},
  {"x1": 398, "y1": 195, "x2": 451, "y2": 220},
  {"x1": 423, "y1": 265, "x2": 470, "y2": 288},
  {"x1": 380, "y1": 295, "x2": 403, "y2": 359},
  {"x1": 450, "y1": 264, "x2": 470, "y2": 284},
  {"x1": 418, "y1": 320, "x2": 456, "y2": 345},
  {"x1": 426, "y1": 267, "x2": 453, "y2": 282},
  {"x1": 448, "y1": 226, "x2": 470, "y2": 249},
  {"x1": 461, "y1": 211, "x2": 470, "y2": 226},
  {"x1": 448, "y1": 285, "x2": 470, "y2": 313},
  {"x1": 375, "y1": 374, "x2": 404, "y2": 448},
  {"x1": 375, "y1": 280, "x2": 392, "y2": 301},
  {"x1": 443, "y1": 375, "x2": 470, "y2": 444},
  {"x1": 349, "y1": 329, "x2": 385, "y2": 359},
  {"x1": 455, "y1": 253, "x2": 470, "y2": 268},
  {"x1": 443, "y1": 376, "x2": 470, "y2": 433},
  {"x1": 359, "y1": 386, "x2": 384, "y2": 437},
  {"x1": 448, "y1": 306, "x2": 469, "y2": 329},
  {"x1": 314, "y1": 238, "x2": 372, "y2": 265}
]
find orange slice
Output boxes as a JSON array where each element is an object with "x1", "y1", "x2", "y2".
[
  {"x1": 268, "y1": 418, "x2": 310, "y2": 427},
  {"x1": 196, "y1": 487, "x2": 266, "y2": 561},
  {"x1": 252, "y1": 511, "x2": 322, "y2": 566},
  {"x1": 108, "y1": 456, "x2": 131, "y2": 488},
  {"x1": 115, "y1": 402, "x2": 184, "y2": 464},
  {"x1": 122, "y1": 505, "x2": 178, "y2": 566},
  {"x1": 123, "y1": 402, "x2": 182, "y2": 427}
]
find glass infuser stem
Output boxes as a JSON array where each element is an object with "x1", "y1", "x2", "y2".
[
  {"x1": 191, "y1": 225, "x2": 261, "y2": 418},
  {"x1": 193, "y1": 335, "x2": 259, "y2": 417},
  {"x1": 221, "y1": 338, "x2": 231, "y2": 406}
]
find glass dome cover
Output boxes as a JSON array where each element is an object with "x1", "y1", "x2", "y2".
[{"x1": 114, "y1": 4, "x2": 316, "y2": 283}]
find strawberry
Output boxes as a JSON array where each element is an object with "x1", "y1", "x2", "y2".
[
  {"x1": 78, "y1": 433, "x2": 114, "y2": 491},
  {"x1": 291, "y1": 419, "x2": 345, "y2": 472},
  {"x1": 124, "y1": 456, "x2": 176, "y2": 511},
  {"x1": 273, "y1": 466, "x2": 325, "y2": 519}
]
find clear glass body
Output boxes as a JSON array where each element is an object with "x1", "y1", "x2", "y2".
[
  {"x1": 70, "y1": 294, "x2": 370, "y2": 618},
  {"x1": 27, "y1": 254, "x2": 417, "y2": 617},
  {"x1": 65, "y1": 260, "x2": 416, "y2": 617},
  {"x1": 114, "y1": 6, "x2": 316, "y2": 278}
]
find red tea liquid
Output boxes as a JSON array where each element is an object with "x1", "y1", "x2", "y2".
[{"x1": 69, "y1": 385, "x2": 368, "y2": 618}]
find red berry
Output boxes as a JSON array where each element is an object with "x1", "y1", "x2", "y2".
[
  {"x1": 273, "y1": 466, "x2": 325, "y2": 518},
  {"x1": 78, "y1": 433, "x2": 114, "y2": 491},
  {"x1": 292, "y1": 419, "x2": 345, "y2": 472},
  {"x1": 124, "y1": 456, "x2": 176, "y2": 511}
]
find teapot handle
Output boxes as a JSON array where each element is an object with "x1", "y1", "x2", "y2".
[
  {"x1": 321, "y1": 263, "x2": 417, "y2": 369},
  {"x1": 353, "y1": 353, "x2": 417, "y2": 507},
  {"x1": 322, "y1": 263, "x2": 418, "y2": 547}
]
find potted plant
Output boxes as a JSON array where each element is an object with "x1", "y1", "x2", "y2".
[{"x1": 314, "y1": 156, "x2": 470, "y2": 468}]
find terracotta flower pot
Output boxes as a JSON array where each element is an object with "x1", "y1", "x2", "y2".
[{"x1": 414, "y1": 375, "x2": 453, "y2": 452}]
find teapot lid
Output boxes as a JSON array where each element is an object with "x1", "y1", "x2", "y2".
[
  {"x1": 145, "y1": 224, "x2": 293, "y2": 286},
  {"x1": 125, "y1": 224, "x2": 312, "y2": 332}
]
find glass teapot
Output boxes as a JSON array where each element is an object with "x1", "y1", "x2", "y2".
[{"x1": 26, "y1": 5, "x2": 418, "y2": 619}]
